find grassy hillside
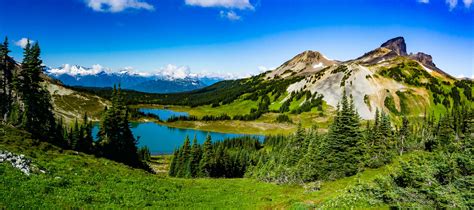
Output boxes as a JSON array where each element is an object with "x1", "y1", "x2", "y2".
[
  {"x1": 1, "y1": 124, "x2": 409, "y2": 208},
  {"x1": 46, "y1": 82, "x2": 109, "y2": 123}
]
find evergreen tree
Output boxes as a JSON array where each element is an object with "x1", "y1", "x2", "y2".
[
  {"x1": 70, "y1": 113, "x2": 94, "y2": 153},
  {"x1": 366, "y1": 110, "x2": 394, "y2": 168},
  {"x1": 169, "y1": 149, "x2": 179, "y2": 177},
  {"x1": 0, "y1": 37, "x2": 13, "y2": 122},
  {"x1": 297, "y1": 126, "x2": 321, "y2": 182},
  {"x1": 189, "y1": 135, "x2": 201, "y2": 177},
  {"x1": 97, "y1": 85, "x2": 141, "y2": 168},
  {"x1": 199, "y1": 134, "x2": 213, "y2": 177},
  {"x1": 82, "y1": 113, "x2": 94, "y2": 153},
  {"x1": 317, "y1": 91, "x2": 364, "y2": 180},
  {"x1": 283, "y1": 123, "x2": 307, "y2": 166},
  {"x1": 137, "y1": 146, "x2": 151, "y2": 162},
  {"x1": 16, "y1": 41, "x2": 59, "y2": 143},
  {"x1": 435, "y1": 114, "x2": 457, "y2": 152},
  {"x1": 176, "y1": 135, "x2": 191, "y2": 177},
  {"x1": 397, "y1": 116, "x2": 410, "y2": 155},
  {"x1": 71, "y1": 119, "x2": 80, "y2": 150}
]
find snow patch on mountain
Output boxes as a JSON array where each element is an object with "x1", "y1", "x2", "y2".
[
  {"x1": 420, "y1": 63, "x2": 433, "y2": 73},
  {"x1": 312, "y1": 62, "x2": 325, "y2": 69}
]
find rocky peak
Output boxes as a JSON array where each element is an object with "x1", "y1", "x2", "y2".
[
  {"x1": 409, "y1": 52, "x2": 452, "y2": 78},
  {"x1": 282, "y1": 50, "x2": 334, "y2": 67},
  {"x1": 410, "y1": 52, "x2": 435, "y2": 68},
  {"x1": 264, "y1": 50, "x2": 336, "y2": 79},
  {"x1": 380, "y1": 37, "x2": 407, "y2": 56}
]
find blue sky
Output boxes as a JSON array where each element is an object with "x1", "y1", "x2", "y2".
[{"x1": 0, "y1": 0, "x2": 473, "y2": 78}]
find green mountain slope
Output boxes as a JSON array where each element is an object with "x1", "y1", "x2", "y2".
[
  {"x1": 5, "y1": 59, "x2": 109, "y2": 124},
  {"x1": 45, "y1": 79, "x2": 109, "y2": 123}
]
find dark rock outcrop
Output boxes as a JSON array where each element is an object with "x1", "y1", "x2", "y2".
[
  {"x1": 380, "y1": 37, "x2": 407, "y2": 56},
  {"x1": 410, "y1": 52, "x2": 436, "y2": 69},
  {"x1": 410, "y1": 52, "x2": 453, "y2": 78}
]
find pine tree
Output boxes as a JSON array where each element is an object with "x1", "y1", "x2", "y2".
[
  {"x1": 317, "y1": 91, "x2": 364, "y2": 180},
  {"x1": 366, "y1": 110, "x2": 394, "y2": 168},
  {"x1": 97, "y1": 84, "x2": 141, "y2": 168},
  {"x1": 82, "y1": 113, "x2": 94, "y2": 153},
  {"x1": 71, "y1": 113, "x2": 94, "y2": 153},
  {"x1": 282, "y1": 123, "x2": 307, "y2": 167},
  {"x1": 71, "y1": 119, "x2": 80, "y2": 150},
  {"x1": 189, "y1": 135, "x2": 201, "y2": 177},
  {"x1": 199, "y1": 133, "x2": 213, "y2": 177},
  {"x1": 0, "y1": 37, "x2": 13, "y2": 122},
  {"x1": 436, "y1": 114, "x2": 457, "y2": 152},
  {"x1": 397, "y1": 116, "x2": 410, "y2": 155},
  {"x1": 297, "y1": 126, "x2": 321, "y2": 182},
  {"x1": 177, "y1": 135, "x2": 191, "y2": 177},
  {"x1": 138, "y1": 146, "x2": 151, "y2": 162},
  {"x1": 169, "y1": 149, "x2": 179, "y2": 176},
  {"x1": 16, "y1": 41, "x2": 59, "y2": 143}
]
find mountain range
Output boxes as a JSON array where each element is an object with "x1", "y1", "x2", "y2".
[
  {"x1": 96, "y1": 36, "x2": 471, "y2": 123},
  {"x1": 43, "y1": 36, "x2": 471, "y2": 124},
  {"x1": 45, "y1": 65, "x2": 229, "y2": 93}
]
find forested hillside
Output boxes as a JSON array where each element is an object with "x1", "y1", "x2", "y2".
[
  {"x1": 169, "y1": 92, "x2": 473, "y2": 208},
  {"x1": 0, "y1": 37, "x2": 148, "y2": 169}
]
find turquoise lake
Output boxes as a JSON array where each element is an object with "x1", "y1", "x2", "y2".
[
  {"x1": 93, "y1": 109, "x2": 264, "y2": 154},
  {"x1": 139, "y1": 108, "x2": 189, "y2": 121}
]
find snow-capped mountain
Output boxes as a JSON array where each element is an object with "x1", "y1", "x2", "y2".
[{"x1": 45, "y1": 64, "x2": 234, "y2": 93}]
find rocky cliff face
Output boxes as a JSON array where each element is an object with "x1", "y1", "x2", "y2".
[
  {"x1": 410, "y1": 52, "x2": 435, "y2": 68},
  {"x1": 380, "y1": 36, "x2": 407, "y2": 56},
  {"x1": 409, "y1": 52, "x2": 453, "y2": 78}
]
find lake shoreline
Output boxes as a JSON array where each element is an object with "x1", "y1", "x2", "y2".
[{"x1": 92, "y1": 108, "x2": 265, "y2": 154}]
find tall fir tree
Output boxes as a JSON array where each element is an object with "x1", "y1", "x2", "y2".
[
  {"x1": 0, "y1": 37, "x2": 13, "y2": 122},
  {"x1": 81, "y1": 113, "x2": 94, "y2": 153},
  {"x1": 283, "y1": 123, "x2": 307, "y2": 166},
  {"x1": 366, "y1": 110, "x2": 394, "y2": 168},
  {"x1": 397, "y1": 116, "x2": 410, "y2": 156},
  {"x1": 169, "y1": 149, "x2": 179, "y2": 177},
  {"x1": 297, "y1": 126, "x2": 321, "y2": 182},
  {"x1": 189, "y1": 135, "x2": 202, "y2": 177},
  {"x1": 97, "y1": 84, "x2": 141, "y2": 168},
  {"x1": 316, "y1": 91, "x2": 364, "y2": 180},
  {"x1": 17, "y1": 41, "x2": 59, "y2": 144},
  {"x1": 199, "y1": 133, "x2": 213, "y2": 177},
  {"x1": 176, "y1": 135, "x2": 191, "y2": 177}
]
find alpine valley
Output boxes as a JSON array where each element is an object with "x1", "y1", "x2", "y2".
[
  {"x1": 76, "y1": 37, "x2": 472, "y2": 134},
  {"x1": 1, "y1": 35, "x2": 472, "y2": 209}
]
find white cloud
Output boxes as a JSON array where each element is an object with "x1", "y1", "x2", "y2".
[
  {"x1": 15, "y1": 38, "x2": 34, "y2": 48},
  {"x1": 155, "y1": 64, "x2": 191, "y2": 80},
  {"x1": 47, "y1": 64, "x2": 109, "y2": 76},
  {"x1": 86, "y1": 0, "x2": 154, "y2": 13},
  {"x1": 418, "y1": 0, "x2": 429, "y2": 3},
  {"x1": 47, "y1": 63, "x2": 251, "y2": 80},
  {"x1": 456, "y1": 74, "x2": 474, "y2": 79},
  {"x1": 185, "y1": 0, "x2": 253, "y2": 9},
  {"x1": 257, "y1": 66, "x2": 275, "y2": 72},
  {"x1": 463, "y1": 0, "x2": 473, "y2": 7},
  {"x1": 446, "y1": 0, "x2": 458, "y2": 10},
  {"x1": 220, "y1": 10, "x2": 241, "y2": 20}
]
